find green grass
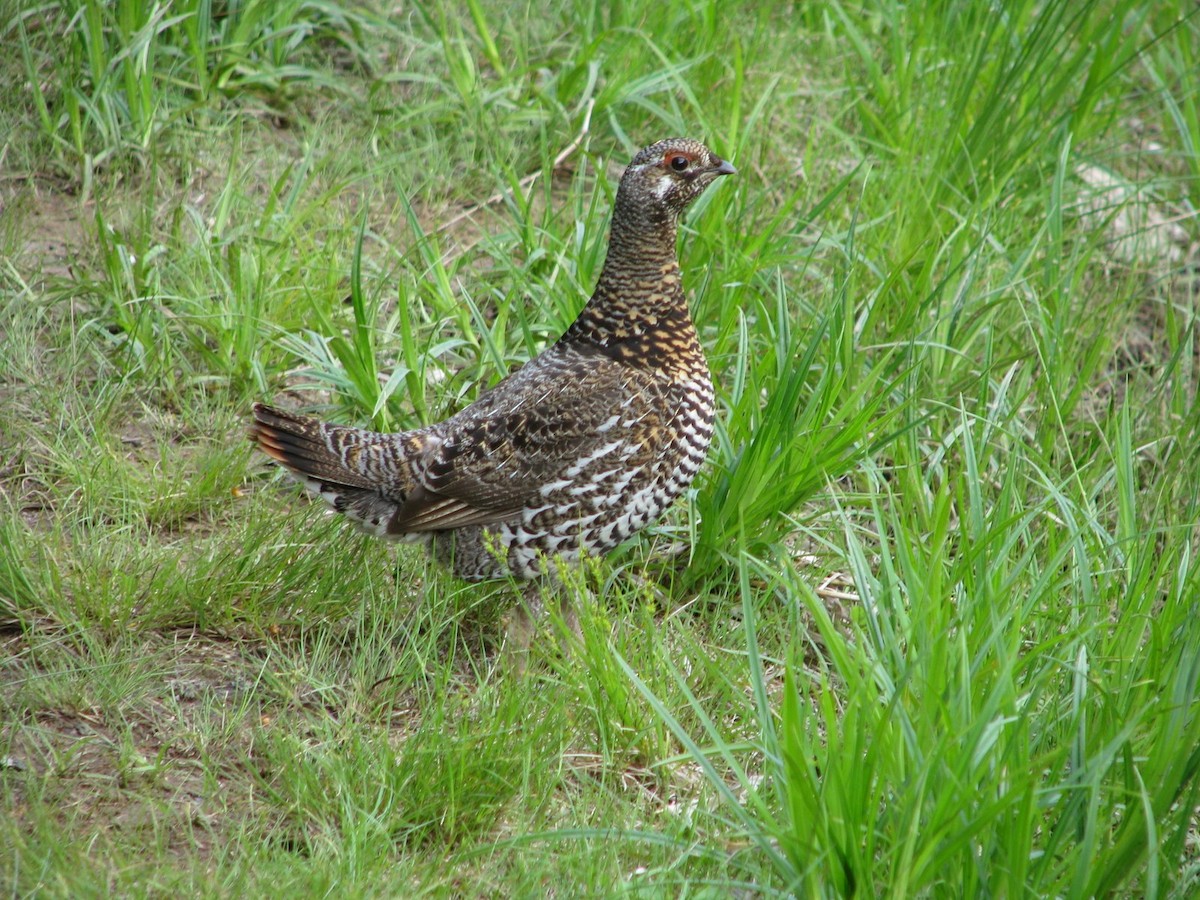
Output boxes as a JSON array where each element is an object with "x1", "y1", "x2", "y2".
[{"x1": 3, "y1": 0, "x2": 1199, "y2": 894}]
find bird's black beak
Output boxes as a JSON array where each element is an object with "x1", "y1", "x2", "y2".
[{"x1": 714, "y1": 158, "x2": 737, "y2": 176}]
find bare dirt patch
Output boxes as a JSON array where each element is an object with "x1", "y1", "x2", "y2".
[
  {"x1": 1073, "y1": 166, "x2": 1200, "y2": 417},
  {"x1": 1, "y1": 627, "x2": 276, "y2": 858},
  {"x1": 2, "y1": 176, "x2": 92, "y2": 284}
]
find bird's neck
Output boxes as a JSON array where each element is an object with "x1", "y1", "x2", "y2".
[
  {"x1": 560, "y1": 212, "x2": 702, "y2": 369},
  {"x1": 598, "y1": 229, "x2": 678, "y2": 285},
  {"x1": 581, "y1": 222, "x2": 685, "y2": 321},
  {"x1": 601, "y1": 189, "x2": 680, "y2": 277},
  {"x1": 590, "y1": 204, "x2": 684, "y2": 310}
]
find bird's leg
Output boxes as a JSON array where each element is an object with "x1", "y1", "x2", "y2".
[
  {"x1": 502, "y1": 582, "x2": 541, "y2": 676},
  {"x1": 539, "y1": 576, "x2": 584, "y2": 659},
  {"x1": 503, "y1": 578, "x2": 584, "y2": 674},
  {"x1": 555, "y1": 590, "x2": 582, "y2": 650}
]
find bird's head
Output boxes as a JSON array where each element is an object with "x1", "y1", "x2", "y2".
[{"x1": 616, "y1": 138, "x2": 736, "y2": 224}]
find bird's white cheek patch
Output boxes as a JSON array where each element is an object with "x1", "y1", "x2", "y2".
[{"x1": 651, "y1": 176, "x2": 675, "y2": 201}]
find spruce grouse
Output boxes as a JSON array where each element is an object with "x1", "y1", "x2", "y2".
[{"x1": 251, "y1": 138, "x2": 735, "y2": 597}]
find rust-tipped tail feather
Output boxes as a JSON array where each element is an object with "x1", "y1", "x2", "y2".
[
  {"x1": 249, "y1": 403, "x2": 409, "y2": 538},
  {"x1": 250, "y1": 403, "x2": 376, "y2": 490}
]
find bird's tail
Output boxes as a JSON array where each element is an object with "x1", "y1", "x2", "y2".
[{"x1": 249, "y1": 403, "x2": 410, "y2": 538}]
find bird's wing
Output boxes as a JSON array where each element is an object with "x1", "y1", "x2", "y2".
[{"x1": 387, "y1": 344, "x2": 667, "y2": 533}]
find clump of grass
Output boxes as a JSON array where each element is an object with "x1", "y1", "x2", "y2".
[{"x1": 9, "y1": 0, "x2": 381, "y2": 178}]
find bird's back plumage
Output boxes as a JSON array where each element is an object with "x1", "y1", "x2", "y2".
[{"x1": 251, "y1": 137, "x2": 734, "y2": 582}]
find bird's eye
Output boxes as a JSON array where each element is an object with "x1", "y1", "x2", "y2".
[{"x1": 669, "y1": 155, "x2": 690, "y2": 172}]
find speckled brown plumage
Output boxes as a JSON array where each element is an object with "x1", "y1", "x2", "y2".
[{"x1": 251, "y1": 138, "x2": 734, "y2": 583}]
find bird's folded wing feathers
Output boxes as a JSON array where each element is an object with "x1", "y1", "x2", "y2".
[{"x1": 387, "y1": 348, "x2": 661, "y2": 532}]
